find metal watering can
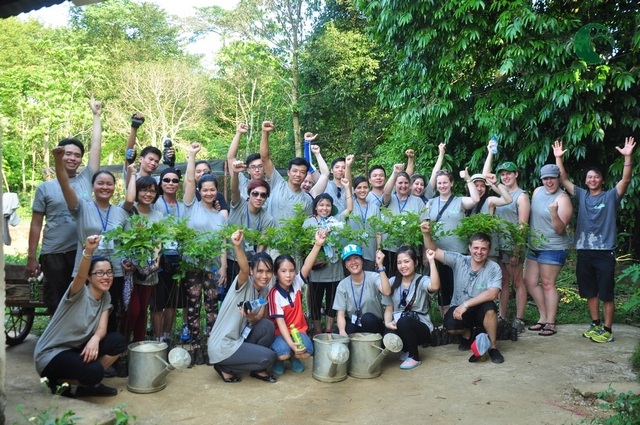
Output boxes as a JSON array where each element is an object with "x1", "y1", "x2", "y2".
[
  {"x1": 127, "y1": 341, "x2": 191, "y2": 394},
  {"x1": 312, "y1": 333, "x2": 350, "y2": 382},
  {"x1": 366, "y1": 333, "x2": 403, "y2": 375}
]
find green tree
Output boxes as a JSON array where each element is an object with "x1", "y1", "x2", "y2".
[{"x1": 358, "y1": 0, "x2": 640, "y2": 252}]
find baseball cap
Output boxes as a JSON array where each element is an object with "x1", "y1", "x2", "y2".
[
  {"x1": 469, "y1": 174, "x2": 487, "y2": 184},
  {"x1": 496, "y1": 161, "x2": 518, "y2": 172},
  {"x1": 471, "y1": 333, "x2": 490, "y2": 357},
  {"x1": 540, "y1": 164, "x2": 560, "y2": 179},
  {"x1": 341, "y1": 244, "x2": 363, "y2": 261}
]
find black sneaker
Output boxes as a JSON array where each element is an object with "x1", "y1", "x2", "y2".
[
  {"x1": 76, "y1": 383, "x2": 118, "y2": 397},
  {"x1": 103, "y1": 366, "x2": 117, "y2": 378},
  {"x1": 115, "y1": 358, "x2": 129, "y2": 378},
  {"x1": 488, "y1": 348, "x2": 504, "y2": 364}
]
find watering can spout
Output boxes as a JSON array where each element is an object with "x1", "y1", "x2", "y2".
[{"x1": 367, "y1": 333, "x2": 403, "y2": 374}]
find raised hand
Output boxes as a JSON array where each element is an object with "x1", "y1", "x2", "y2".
[
  {"x1": 425, "y1": 249, "x2": 436, "y2": 261},
  {"x1": 52, "y1": 146, "x2": 66, "y2": 162},
  {"x1": 237, "y1": 122, "x2": 249, "y2": 134},
  {"x1": 438, "y1": 143, "x2": 446, "y2": 155},
  {"x1": 84, "y1": 235, "x2": 101, "y2": 254},
  {"x1": 485, "y1": 173, "x2": 497, "y2": 185},
  {"x1": 262, "y1": 121, "x2": 275, "y2": 133},
  {"x1": 314, "y1": 229, "x2": 328, "y2": 246},
  {"x1": 345, "y1": 154, "x2": 355, "y2": 166},
  {"x1": 616, "y1": 136, "x2": 636, "y2": 156},
  {"x1": 304, "y1": 132, "x2": 318, "y2": 141},
  {"x1": 232, "y1": 160, "x2": 247, "y2": 173},
  {"x1": 231, "y1": 229, "x2": 244, "y2": 247},
  {"x1": 420, "y1": 220, "x2": 431, "y2": 234},
  {"x1": 393, "y1": 163, "x2": 405, "y2": 173},
  {"x1": 459, "y1": 167, "x2": 471, "y2": 181},
  {"x1": 553, "y1": 140, "x2": 566, "y2": 158},
  {"x1": 189, "y1": 142, "x2": 201, "y2": 155},
  {"x1": 405, "y1": 149, "x2": 415, "y2": 158},
  {"x1": 375, "y1": 249, "x2": 385, "y2": 268},
  {"x1": 340, "y1": 177, "x2": 350, "y2": 187},
  {"x1": 310, "y1": 144, "x2": 320, "y2": 154},
  {"x1": 89, "y1": 98, "x2": 102, "y2": 116}
]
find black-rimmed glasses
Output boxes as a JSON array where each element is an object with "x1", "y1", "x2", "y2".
[{"x1": 91, "y1": 270, "x2": 114, "y2": 277}]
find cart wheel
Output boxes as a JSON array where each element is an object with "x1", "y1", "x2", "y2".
[{"x1": 5, "y1": 307, "x2": 35, "y2": 346}]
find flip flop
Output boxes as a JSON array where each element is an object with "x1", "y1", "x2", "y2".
[
  {"x1": 528, "y1": 322, "x2": 545, "y2": 331},
  {"x1": 538, "y1": 324, "x2": 557, "y2": 336}
]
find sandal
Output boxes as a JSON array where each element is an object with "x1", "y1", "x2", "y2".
[
  {"x1": 528, "y1": 322, "x2": 545, "y2": 331},
  {"x1": 538, "y1": 323, "x2": 557, "y2": 336}
]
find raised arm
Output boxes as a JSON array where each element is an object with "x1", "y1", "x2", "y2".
[
  {"x1": 309, "y1": 144, "x2": 330, "y2": 197},
  {"x1": 53, "y1": 146, "x2": 79, "y2": 211},
  {"x1": 553, "y1": 140, "x2": 575, "y2": 196},
  {"x1": 420, "y1": 220, "x2": 446, "y2": 263},
  {"x1": 405, "y1": 149, "x2": 415, "y2": 176},
  {"x1": 230, "y1": 160, "x2": 246, "y2": 206},
  {"x1": 341, "y1": 178, "x2": 353, "y2": 215},
  {"x1": 122, "y1": 163, "x2": 138, "y2": 212},
  {"x1": 226, "y1": 122, "x2": 249, "y2": 168},
  {"x1": 300, "y1": 229, "x2": 327, "y2": 280},
  {"x1": 259, "y1": 121, "x2": 275, "y2": 178},
  {"x1": 344, "y1": 154, "x2": 354, "y2": 184},
  {"x1": 482, "y1": 139, "x2": 494, "y2": 176},
  {"x1": 424, "y1": 249, "x2": 440, "y2": 292},
  {"x1": 87, "y1": 99, "x2": 103, "y2": 172},
  {"x1": 183, "y1": 143, "x2": 201, "y2": 205},
  {"x1": 231, "y1": 229, "x2": 250, "y2": 290},
  {"x1": 428, "y1": 143, "x2": 446, "y2": 190},
  {"x1": 70, "y1": 235, "x2": 101, "y2": 297},
  {"x1": 382, "y1": 163, "x2": 404, "y2": 206},
  {"x1": 615, "y1": 136, "x2": 636, "y2": 197},
  {"x1": 375, "y1": 250, "x2": 391, "y2": 296},
  {"x1": 485, "y1": 173, "x2": 512, "y2": 213},
  {"x1": 459, "y1": 167, "x2": 480, "y2": 209}
]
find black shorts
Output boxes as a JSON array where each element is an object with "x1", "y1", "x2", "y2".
[
  {"x1": 576, "y1": 250, "x2": 616, "y2": 302},
  {"x1": 443, "y1": 301, "x2": 497, "y2": 331}
]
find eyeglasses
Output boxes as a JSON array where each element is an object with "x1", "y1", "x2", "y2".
[
  {"x1": 91, "y1": 270, "x2": 114, "y2": 277},
  {"x1": 140, "y1": 188, "x2": 157, "y2": 194},
  {"x1": 250, "y1": 191, "x2": 268, "y2": 199},
  {"x1": 336, "y1": 187, "x2": 342, "y2": 199},
  {"x1": 162, "y1": 178, "x2": 180, "y2": 183},
  {"x1": 248, "y1": 164, "x2": 264, "y2": 171}
]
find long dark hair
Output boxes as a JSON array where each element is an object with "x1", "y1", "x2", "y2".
[{"x1": 390, "y1": 245, "x2": 420, "y2": 295}]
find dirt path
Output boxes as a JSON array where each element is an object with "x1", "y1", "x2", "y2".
[{"x1": 5, "y1": 325, "x2": 640, "y2": 425}]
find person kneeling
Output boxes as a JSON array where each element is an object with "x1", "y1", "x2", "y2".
[
  {"x1": 422, "y1": 222, "x2": 505, "y2": 364},
  {"x1": 34, "y1": 235, "x2": 127, "y2": 398}
]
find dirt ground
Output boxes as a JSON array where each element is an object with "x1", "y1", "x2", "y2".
[{"x1": 5, "y1": 324, "x2": 640, "y2": 425}]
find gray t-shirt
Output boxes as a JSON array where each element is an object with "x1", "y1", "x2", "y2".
[
  {"x1": 423, "y1": 196, "x2": 467, "y2": 253},
  {"x1": 529, "y1": 188, "x2": 569, "y2": 250},
  {"x1": 71, "y1": 200, "x2": 130, "y2": 277},
  {"x1": 34, "y1": 284, "x2": 112, "y2": 375},
  {"x1": 333, "y1": 271, "x2": 383, "y2": 319},
  {"x1": 32, "y1": 166, "x2": 94, "y2": 255},
  {"x1": 381, "y1": 274, "x2": 434, "y2": 331},
  {"x1": 347, "y1": 201, "x2": 381, "y2": 261},
  {"x1": 303, "y1": 216, "x2": 345, "y2": 283},
  {"x1": 366, "y1": 191, "x2": 384, "y2": 208},
  {"x1": 152, "y1": 196, "x2": 186, "y2": 219},
  {"x1": 238, "y1": 173, "x2": 271, "y2": 211},
  {"x1": 207, "y1": 276, "x2": 270, "y2": 364},
  {"x1": 382, "y1": 194, "x2": 426, "y2": 252},
  {"x1": 573, "y1": 186, "x2": 619, "y2": 250},
  {"x1": 267, "y1": 170, "x2": 313, "y2": 226},
  {"x1": 442, "y1": 251, "x2": 502, "y2": 307},
  {"x1": 324, "y1": 180, "x2": 346, "y2": 213},
  {"x1": 228, "y1": 197, "x2": 276, "y2": 261},
  {"x1": 495, "y1": 189, "x2": 525, "y2": 252}
]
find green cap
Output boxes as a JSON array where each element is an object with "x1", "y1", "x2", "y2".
[{"x1": 496, "y1": 161, "x2": 518, "y2": 172}]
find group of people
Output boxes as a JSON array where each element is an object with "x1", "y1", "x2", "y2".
[{"x1": 29, "y1": 101, "x2": 635, "y2": 394}]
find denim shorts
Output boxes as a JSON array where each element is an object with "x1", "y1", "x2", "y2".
[
  {"x1": 271, "y1": 333, "x2": 314, "y2": 357},
  {"x1": 526, "y1": 249, "x2": 568, "y2": 266}
]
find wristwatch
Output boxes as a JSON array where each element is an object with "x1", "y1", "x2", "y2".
[{"x1": 376, "y1": 267, "x2": 386, "y2": 273}]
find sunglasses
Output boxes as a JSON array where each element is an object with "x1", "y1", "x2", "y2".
[
  {"x1": 399, "y1": 289, "x2": 409, "y2": 308},
  {"x1": 250, "y1": 191, "x2": 268, "y2": 199},
  {"x1": 336, "y1": 187, "x2": 342, "y2": 199},
  {"x1": 162, "y1": 178, "x2": 180, "y2": 183}
]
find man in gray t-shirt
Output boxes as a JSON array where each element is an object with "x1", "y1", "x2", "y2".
[
  {"x1": 26, "y1": 100, "x2": 103, "y2": 315},
  {"x1": 554, "y1": 137, "x2": 636, "y2": 343},
  {"x1": 259, "y1": 121, "x2": 313, "y2": 225},
  {"x1": 422, "y1": 222, "x2": 504, "y2": 364}
]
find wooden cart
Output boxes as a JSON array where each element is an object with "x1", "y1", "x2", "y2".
[{"x1": 5, "y1": 263, "x2": 44, "y2": 345}]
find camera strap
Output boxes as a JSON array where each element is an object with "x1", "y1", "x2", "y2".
[{"x1": 403, "y1": 276, "x2": 423, "y2": 312}]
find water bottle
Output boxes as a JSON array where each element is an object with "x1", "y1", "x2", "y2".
[
  {"x1": 289, "y1": 324, "x2": 305, "y2": 349},
  {"x1": 180, "y1": 323, "x2": 191, "y2": 343},
  {"x1": 489, "y1": 137, "x2": 498, "y2": 155},
  {"x1": 241, "y1": 297, "x2": 267, "y2": 313},
  {"x1": 320, "y1": 218, "x2": 335, "y2": 260}
]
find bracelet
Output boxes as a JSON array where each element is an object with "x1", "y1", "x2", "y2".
[
  {"x1": 376, "y1": 267, "x2": 386, "y2": 273},
  {"x1": 624, "y1": 163, "x2": 633, "y2": 167},
  {"x1": 462, "y1": 302, "x2": 468, "y2": 309},
  {"x1": 82, "y1": 249, "x2": 92, "y2": 260}
]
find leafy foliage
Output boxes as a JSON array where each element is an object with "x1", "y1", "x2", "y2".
[
  {"x1": 368, "y1": 209, "x2": 426, "y2": 249},
  {"x1": 595, "y1": 387, "x2": 640, "y2": 425},
  {"x1": 103, "y1": 214, "x2": 172, "y2": 266}
]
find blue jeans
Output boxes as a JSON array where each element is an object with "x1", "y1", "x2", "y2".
[
  {"x1": 526, "y1": 249, "x2": 568, "y2": 266},
  {"x1": 271, "y1": 332, "x2": 314, "y2": 357}
]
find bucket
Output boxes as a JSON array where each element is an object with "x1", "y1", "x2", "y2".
[
  {"x1": 127, "y1": 341, "x2": 169, "y2": 394},
  {"x1": 312, "y1": 333, "x2": 350, "y2": 383},
  {"x1": 348, "y1": 333, "x2": 384, "y2": 378}
]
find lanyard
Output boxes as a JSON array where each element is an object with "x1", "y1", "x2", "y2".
[
  {"x1": 161, "y1": 196, "x2": 179, "y2": 216},
  {"x1": 395, "y1": 193, "x2": 409, "y2": 213},
  {"x1": 356, "y1": 201, "x2": 369, "y2": 223},
  {"x1": 370, "y1": 192, "x2": 383, "y2": 206},
  {"x1": 246, "y1": 204, "x2": 263, "y2": 231},
  {"x1": 350, "y1": 277, "x2": 365, "y2": 313},
  {"x1": 93, "y1": 202, "x2": 111, "y2": 232}
]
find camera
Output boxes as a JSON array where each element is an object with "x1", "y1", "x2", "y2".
[{"x1": 162, "y1": 139, "x2": 175, "y2": 167}]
